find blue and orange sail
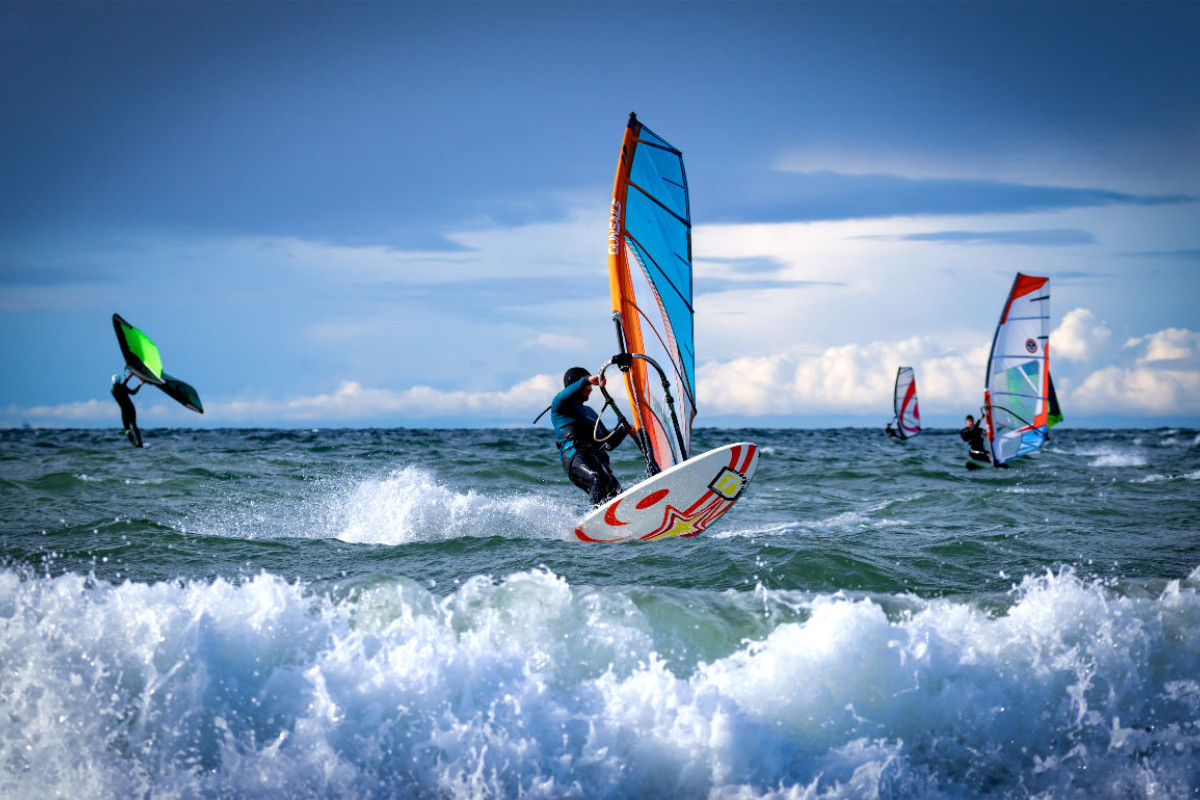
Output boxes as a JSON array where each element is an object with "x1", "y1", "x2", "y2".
[{"x1": 607, "y1": 113, "x2": 695, "y2": 473}]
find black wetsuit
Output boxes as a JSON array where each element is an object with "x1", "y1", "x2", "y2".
[
  {"x1": 550, "y1": 377, "x2": 630, "y2": 505},
  {"x1": 111, "y1": 381, "x2": 143, "y2": 448},
  {"x1": 960, "y1": 419, "x2": 989, "y2": 463}
]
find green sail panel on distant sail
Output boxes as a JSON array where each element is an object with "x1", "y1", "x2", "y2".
[
  {"x1": 1047, "y1": 373, "x2": 1063, "y2": 428},
  {"x1": 113, "y1": 313, "x2": 164, "y2": 384}
]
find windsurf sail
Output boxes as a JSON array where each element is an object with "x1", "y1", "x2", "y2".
[
  {"x1": 983, "y1": 273, "x2": 1052, "y2": 466},
  {"x1": 893, "y1": 366, "x2": 921, "y2": 439},
  {"x1": 112, "y1": 313, "x2": 203, "y2": 414},
  {"x1": 606, "y1": 113, "x2": 694, "y2": 474}
]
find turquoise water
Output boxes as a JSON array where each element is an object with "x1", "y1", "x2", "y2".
[{"x1": 2, "y1": 426, "x2": 1198, "y2": 798}]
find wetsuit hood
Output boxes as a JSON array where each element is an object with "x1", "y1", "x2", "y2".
[{"x1": 563, "y1": 367, "x2": 590, "y2": 387}]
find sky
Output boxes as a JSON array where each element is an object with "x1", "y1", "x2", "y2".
[{"x1": 1, "y1": 1, "x2": 1198, "y2": 429}]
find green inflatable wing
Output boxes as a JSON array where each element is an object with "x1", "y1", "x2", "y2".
[
  {"x1": 112, "y1": 313, "x2": 204, "y2": 414},
  {"x1": 113, "y1": 313, "x2": 164, "y2": 384}
]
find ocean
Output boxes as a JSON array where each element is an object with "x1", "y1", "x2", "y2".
[{"x1": 1, "y1": 426, "x2": 1198, "y2": 799}]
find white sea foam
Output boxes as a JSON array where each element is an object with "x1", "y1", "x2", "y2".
[
  {"x1": 709, "y1": 522, "x2": 794, "y2": 540},
  {"x1": 2, "y1": 567, "x2": 1198, "y2": 799},
  {"x1": 334, "y1": 466, "x2": 574, "y2": 544},
  {"x1": 180, "y1": 465, "x2": 576, "y2": 544},
  {"x1": 1091, "y1": 452, "x2": 1148, "y2": 468},
  {"x1": 1075, "y1": 445, "x2": 1148, "y2": 468},
  {"x1": 1129, "y1": 471, "x2": 1200, "y2": 484},
  {"x1": 811, "y1": 503, "x2": 909, "y2": 534}
]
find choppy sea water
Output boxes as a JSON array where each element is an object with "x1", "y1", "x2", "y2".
[{"x1": 1, "y1": 426, "x2": 1198, "y2": 799}]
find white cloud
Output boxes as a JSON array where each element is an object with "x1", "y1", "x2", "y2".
[
  {"x1": 697, "y1": 336, "x2": 989, "y2": 417},
  {"x1": 1066, "y1": 325, "x2": 1200, "y2": 416},
  {"x1": 0, "y1": 399, "x2": 110, "y2": 422},
  {"x1": 1, "y1": 376, "x2": 562, "y2": 428},
  {"x1": 1051, "y1": 308, "x2": 1112, "y2": 362},
  {"x1": 9, "y1": 320, "x2": 1200, "y2": 427},
  {"x1": 1125, "y1": 328, "x2": 1200, "y2": 364},
  {"x1": 1069, "y1": 366, "x2": 1200, "y2": 415},
  {"x1": 215, "y1": 375, "x2": 559, "y2": 423},
  {"x1": 697, "y1": 319, "x2": 1200, "y2": 420}
]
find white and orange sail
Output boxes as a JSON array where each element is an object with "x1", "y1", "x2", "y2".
[
  {"x1": 893, "y1": 366, "x2": 921, "y2": 439},
  {"x1": 983, "y1": 273, "x2": 1056, "y2": 466}
]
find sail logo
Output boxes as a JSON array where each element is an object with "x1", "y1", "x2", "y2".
[
  {"x1": 608, "y1": 200, "x2": 621, "y2": 255},
  {"x1": 1025, "y1": 338, "x2": 1038, "y2": 354},
  {"x1": 709, "y1": 467, "x2": 745, "y2": 501}
]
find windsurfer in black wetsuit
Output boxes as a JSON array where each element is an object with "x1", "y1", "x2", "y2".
[
  {"x1": 550, "y1": 367, "x2": 631, "y2": 506},
  {"x1": 885, "y1": 421, "x2": 900, "y2": 440},
  {"x1": 111, "y1": 371, "x2": 144, "y2": 448},
  {"x1": 960, "y1": 414, "x2": 990, "y2": 464}
]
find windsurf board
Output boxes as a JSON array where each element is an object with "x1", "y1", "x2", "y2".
[{"x1": 575, "y1": 442, "x2": 759, "y2": 542}]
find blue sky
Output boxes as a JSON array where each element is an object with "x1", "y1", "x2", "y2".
[{"x1": 2, "y1": 1, "x2": 1198, "y2": 429}]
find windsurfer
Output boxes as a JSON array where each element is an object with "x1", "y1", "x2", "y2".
[
  {"x1": 111, "y1": 371, "x2": 145, "y2": 448},
  {"x1": 960, "y1": 414, "x2": 990, "y2": 463},
  {"x1": 885, "y1": 421, "x2": 900, "y2": 440},
  {"x1": 552, "y1": 367, "x2": 631, "y2": 506}
]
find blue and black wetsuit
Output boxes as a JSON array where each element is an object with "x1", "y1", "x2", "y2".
[{"x1": 551, "y1": 377, "x2": 629, "y2": 505}]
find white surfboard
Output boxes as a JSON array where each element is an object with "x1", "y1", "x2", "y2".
[{"x1": 575, "y1": 442, "x2": 759, "y2": 542}]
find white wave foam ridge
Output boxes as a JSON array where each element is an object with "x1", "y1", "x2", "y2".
[
  {"x1": 334, "y1": 466, "x2": 574, "y2": 544},
  {"x1": 1, "y1": 567, "x2": 1198, "y2": 799}
]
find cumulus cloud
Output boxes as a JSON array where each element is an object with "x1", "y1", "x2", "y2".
[
  {"x1": 8, "y1": 320, "x2": 1200, "y2": 427},
  {"x1": 0, "y1": 399, "x2": 110, "y2": 423},
  {"x1": 1125, "y1": 328, "x2": 1200, "y2": 364},
  {"x1": 1051, "y1": 308, "x2": 1112, "y2": 362},
  {"x1": 1, "y1": 376, "x2": 561, "y2": 428},
  {"x1": 697, "y1": 336, "x2": 989, "y2": 416},
  {"x1": 1066, "y1": 326, "x2": 1200, "y2": 416},
  {"x1": 1069, "y1": 366, "x2": 1200, "y2": 415},
  {"x1": 216, "y1": 375, "x2": 559, "y2": 423},
  {"x1": 698, "y1": 318, "x2": 1200, "y2": 420}
]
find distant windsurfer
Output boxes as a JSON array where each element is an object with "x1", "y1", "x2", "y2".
[
  {"x1": 111, "y1": 371, "x2": 144, "y2": 448},
  {"x1": 552, "y1": 367, "x2": 631, "y2": 506},
  {"x1": 960, "y1": 414, "x2": 990, "y2": 464},
  {"x1": 885, "y1": 421, "x2": 900, "y2": 440}
]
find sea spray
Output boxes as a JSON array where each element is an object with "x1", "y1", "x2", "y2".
[{"x1": 2, "y1": 566, "x2": 1198, "y2": 799}]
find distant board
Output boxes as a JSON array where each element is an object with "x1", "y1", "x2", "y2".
[{"x1": 575, "y1": 443, "x2": 759, "y2": 542}]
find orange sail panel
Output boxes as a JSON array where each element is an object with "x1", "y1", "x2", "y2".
[{"x1": 607, "y1": 113, "x2": 694, "y2": 473}]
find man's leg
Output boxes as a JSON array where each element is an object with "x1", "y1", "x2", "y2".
[{"x1": 569, "y1": 452, "x2": 620, "y2": 506}]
